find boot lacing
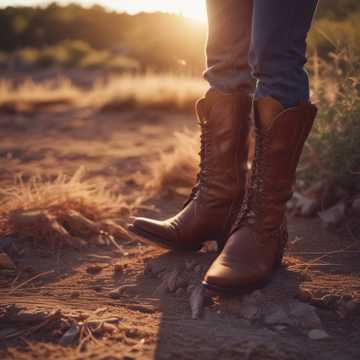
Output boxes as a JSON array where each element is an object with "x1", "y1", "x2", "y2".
[
  {"x1": 184, "y1": 118, "x2": 211, "y2": 206},
  {"x1": 232, "y1": 129, "x2": 269, "y2": 230}
]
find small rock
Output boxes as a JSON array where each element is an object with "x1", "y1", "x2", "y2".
[
  {"x1": 239, "y1": 304, "x2": 260, "y2": 321},
  {"x1": 274, "y1": 325, "x2": 287, "y2": 332},
  {"x1": 86, "y1": 264, "x2": 103, "y2": 274},
  {"x1": 153, "y1": 279, "x2": 168, "y2": 297},
  {"x1": 338, "y1": 298, "x2": 360, "y2": 318},
  {"x1": 190, "y1": 285, "x2": 205, "y2": 320},
  {"x1": 59, "y1": 325, "x2": 80, "y2": 346},
  {"x1": 308, "y1": 329, "x2": 330, "y2": 340},
  {"x1": 264, "y1": 305, "x2": 292, "y2": 325},
  {"x1": 318, "y1": 201, "x2": 345, "y2": 229},
  {"x1": 289, "y1": 301, "x2": 322, "y2": 329},
  {"x1": 292, "y1": 192, "x2": 319, "y2": 217},
  {"x1": 166, "y1": 270, "x2": 180, "y2": 293},
  {"x1": 242, "y1": 290, "x2": 265, "y2": 306},
  {"x1": 147, "y1": 261, "x2": 166, "y2": 277},
  {"x1": 175, "y1": 288, "x2": 185, "y2": 297}
]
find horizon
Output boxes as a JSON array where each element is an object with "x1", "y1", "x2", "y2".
[{"x1": 0, "y1": 0, "x2": 207, "y2": 21}]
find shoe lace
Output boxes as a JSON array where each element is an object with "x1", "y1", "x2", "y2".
[
  {"x1": 232, "y1": 129, "x2": 269, "y2": 229},
  {"x1": 183, "y1": 119, "x2": 210, "y2": 207}
]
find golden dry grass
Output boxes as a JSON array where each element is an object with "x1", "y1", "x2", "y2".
[
  {"x1": 0, "y1": 168, "x2": 130, "y2": 248},
  {"x1": 146, "y1": 130, "x2": 200, "y2": 196},
  {"x1": 0, "y1": 78, "x2": 81, "y2": 112},
  {"x1": 92, "y1": 73, "x2": 207, "y2": 112},
  {"x1": 0, "y1": 73, "x2": 207, "y2": 113}
]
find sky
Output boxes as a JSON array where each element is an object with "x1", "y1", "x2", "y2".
[{"x1": 0, "y1": 1, "x2": 207, "y2": 21}]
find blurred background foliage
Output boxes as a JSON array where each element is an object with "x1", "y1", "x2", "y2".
[{"x1": 0, "y1": 1, "x2": 359, "y2": 73}]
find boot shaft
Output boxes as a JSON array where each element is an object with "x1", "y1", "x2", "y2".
[
  {"x1": 243, "y1": 97, "x2": 317, "y2": 230},
  {"x1": 195, "y1": 89, "x2": 252, "y2": 205}
]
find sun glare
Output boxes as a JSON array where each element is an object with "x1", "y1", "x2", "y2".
[
  {"x1": 0, "y1": 1, "x2": 208, "y2": 22},
  {"x1": 102, "y1": 0, "x2": 207, "y2": 22}
]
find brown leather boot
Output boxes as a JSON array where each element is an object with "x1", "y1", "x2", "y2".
[
  {"x1": 128, "y1": 89, "x2": 252, "y2": 251},
  {"x1": 203, "y1": 96, "x2": 317, "y2": 291}
]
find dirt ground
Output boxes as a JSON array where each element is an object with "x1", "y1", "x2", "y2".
[{"x1": 0, "y1": 96, "x2": 360, "y2": 360}]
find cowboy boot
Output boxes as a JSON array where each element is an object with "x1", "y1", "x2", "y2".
[
  {"x1": 203, "y1": 96, "x2": 317, "y2": 291},
  {"x1": 128, "y1": 89, "x2": 252, "y2": 251}
]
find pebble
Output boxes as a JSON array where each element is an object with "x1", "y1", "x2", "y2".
[
  {"x1": 145, "y1": 262, "x2": 166, "y2": 277},
  {"x1": 308, "y1": 329, "x2": 330, "y2": 340},
  {"x1": 264, "y1": 305, "x2": 292, "y2": 326},
  {"x1": 239, "y1": 304, "x2": 260, "y2": 321},
  {"x1": 289, "y1": 301, "x2": 322, "y2": 329},
  {"x1": 59, "y1": 325, "x2": 80, "y2": 346},
  {"x1": 292, "y1": 192, "x2": 319, "y2": 217},
  {"x1": 166, "y1": 270, "x2": 180, "y2": 293},
  {"x1": 338, "y1": 298, "x2": 360, "y2": 318},
  {"x1": 190, "y1": 285, "x2": 205, "y2": 320},
  {"x1": 318, "y1": 201, "x2": 345, "y2": 229}
]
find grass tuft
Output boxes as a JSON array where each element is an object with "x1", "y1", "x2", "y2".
[{"x1": 0, "y1": 168, "x2": 130, "y2": 248}]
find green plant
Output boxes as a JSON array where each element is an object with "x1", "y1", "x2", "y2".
[{"x1": 303, "y1": 51, "x2": 360, "y2": 193}]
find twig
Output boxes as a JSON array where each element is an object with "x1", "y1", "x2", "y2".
[
  {"x1": 83, "y1": 323, "x2": 99, "y2": 344},
  {"x1": 107, "y1": 235, "x2": 124, "y2": 253},
  {"x1": 288, "y1": 263, "x2": 342, "y2": 270},
  {"x1": 288, "y1": 250, "x2": 360, "y2": 255},
  {"x1": 10, "y1": 271, "x2": 22, "y2": 287},
  {"x1": 8, "y1": 270, "x2": 55, "y2": 294}
]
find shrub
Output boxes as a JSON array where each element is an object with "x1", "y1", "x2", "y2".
[{"x1": 303, "y1": 51, "x2": 360, "y2": 193}]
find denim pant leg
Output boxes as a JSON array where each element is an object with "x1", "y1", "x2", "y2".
[
  {"x1": 204, "y1": 0, "x2": 254, "y2": 94},
  {"x1": 250, "y1": 0, "x2": 318, "y2": 108}
]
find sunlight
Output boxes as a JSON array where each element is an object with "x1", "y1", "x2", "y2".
[
  {"x1": 99, "y1": 0, "x2": 207, "y2": 22},
  {"x1": 0, "y1": 1, "x2": 208, "y2": 22}
]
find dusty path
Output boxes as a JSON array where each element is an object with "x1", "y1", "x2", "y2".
[{"x1": 0, "y1": 104, "x2": 359, "y2": 360}]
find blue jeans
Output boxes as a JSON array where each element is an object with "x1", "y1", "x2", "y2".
[{"x1": 204, "y1": 0, "x2": 318, "y2": 108}]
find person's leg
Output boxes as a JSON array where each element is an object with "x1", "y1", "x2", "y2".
[
  {"x1": 203, "y1": 0, "x2": 319, "y2": 292},
  {"x1": 250, "y1": 0, "x2": 318, "y2": 108},
  {"x1": 204, "y1": 0, "x2": 254, "y2": 94}
]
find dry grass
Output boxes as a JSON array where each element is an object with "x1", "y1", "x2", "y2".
[
  {"x1": 92, "y1": 73, "x2": 207, "y2": 112},
  {"x1": 146, "y1": 130, "x2": 200, "y2": 196},
  {"x1": 0, "y1": 168, "x2": 130, "y2": 248},
  {"x1": 0, "y1": 73, "x2": 206, "y2": 113},
  {"x1": 0, "y1": 78, "x2": 81, "y2": 113}
]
